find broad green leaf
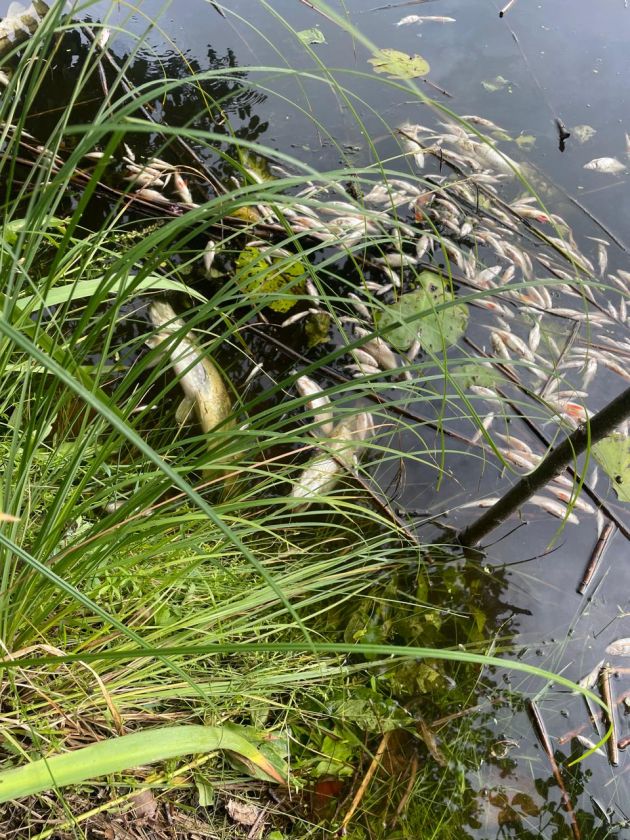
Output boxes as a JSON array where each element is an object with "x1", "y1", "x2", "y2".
[
  {"x1": 376, "y1": 270, "x2": 468, "y2": 352},
  {"x1": 593, "y1": 434, "x2": 630, "y2": 502},
  {"x1": 18, "y1": 273, "x2": 206, "y2": 310},
  {"x1": 334, "y1": 688, "x2": 412, "y2": 732},
  {"x1": 313, "y1": 732, "x2": 356, "y2": 778},
  {"x1": 0, "y1": 724, "x2": 287, "y2": 802},
  {"x1": 297, "y1": 27, "x2": 326, "y2": 45},
  {"x1": 235, "y1": 245, "x2": 306, "y2": 313},
  {"x1": 368, "y1": 48, "x2": 429, "y2": 79},
  {"x1": 2, "y1": 216, "x2": 66, "y2": 246}
]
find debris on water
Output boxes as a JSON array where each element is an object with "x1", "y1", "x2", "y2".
[
  {"x1": 0, "y1": 1, "x2": 49, "y2": 58},
  {"x1": 583, "y1": 157, "x2": 626, "y2": 174},
  {"x1": 605, "y1": 638, "x2": 630, "y2": 656},
  {"x1": 573, "y1": 124, "x2": 597, "y2": 144}
]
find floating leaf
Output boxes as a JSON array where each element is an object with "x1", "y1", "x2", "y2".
[
  {"x1": 376, "y1": 270, "x2": 468, "y2": 353},
  {"x1": 515, "y1": 133, "x2": 536, "y2": 149},
  {"x1": 573, "y1": 124, "x2": 597, "y2": 144},
  {"x1": 235, "y1": 245, "x2": 306, "y2": 313},
  {"x1": 593, "y1": 433, "x2": 630, "y2": 501},
  {"x1": 368, "y1": 48, "x2": 430, "y2": 79},
  {"x1": 297, "y1": 27, "x2": 326, "y2": 45},
  {"x1": 481, "y1": 75, "x2": 510, "y2": 93},
  {"x1": 305, "y1": 311, "x2": 331, "y2": 348}
]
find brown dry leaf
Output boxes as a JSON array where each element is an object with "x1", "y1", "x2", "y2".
[
  {"x1": 226, "y1": 798, "x2": 261, "y2": 827},
  {"x1": 131, "y1": 789, "x2": 159, "y2": 820}
]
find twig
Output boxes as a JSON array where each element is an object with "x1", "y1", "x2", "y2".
[
  {"x1": 600, "y1": 665, "x2": 619, "y2": 766},
  {"x1": 528, "y1": 700, "x2": 581, "y2": 840},
  {"x1": 339, "y1": 730, "x2": 392, "y2": 835},
  {"x1": 390, "y1": 755, "x2": 418, "y2": 829},
  {"x1": 499, "y1": 0, "x2": 519, "y2": 17},
  {"x1": 578, "y1": 521, "x2": 615, "y2": 594}
]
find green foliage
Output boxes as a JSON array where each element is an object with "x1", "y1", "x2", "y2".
[
  {"x1": 235, "y1": 244, "x2": 307, "y2": 312},
  {"x1": 377, "y1": 271, "x2": 468, "y2": 352},
  {"x1": 368, "y1": 48, "x2": 430, "y2": 79}
]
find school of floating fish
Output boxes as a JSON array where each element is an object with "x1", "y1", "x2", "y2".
[{"x1": 2, "y1": 0, "x2": 629, "y2": 519}]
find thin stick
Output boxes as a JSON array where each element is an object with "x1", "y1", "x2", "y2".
[
  {"x1": 499, "y1": 0, "x2": 519, "y2": 17},
  {"x1": 528, "y1": 700, "x2": 581, "y2": 840},
  {"x1": 339, "y1": 730, "x2": 392, "y2": 835},
  {"x1": 600, "y1": 665, "x2": 619, "y2": 766},
  {"x1": 578, "y1": 521, "x2": 615, "y2": 594},
  {"x1": 390, "y1": 755, "x2": 418, "y2": 828}
]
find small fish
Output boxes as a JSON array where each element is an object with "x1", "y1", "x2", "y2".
[
  {"x1": 583, "y1": 157, "x2": 626, "y2": 174},
  {"x1": 528, "y1": 494, "x2": 580, "y2": 524},
  {"x1": 578, "y1": 658, "x2": 605, "y2": 690},
  {"x1": 575, "y1": 735, "x2": 606, "y2": 757},
  {"x1": 203, "y1": 240, "x2": 216, "y2": 276},
  {"x1": 133, "y1": 188, "x2": 171, "y2": 205},
  {"x1": 295, "y1": 375, "x2": 334, "y2": 436},
  {"x1": 605, "y1": 638, "x2": 630, "y2": 656}
]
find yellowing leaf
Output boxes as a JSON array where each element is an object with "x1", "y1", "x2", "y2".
[
  {"x1": 593, "y1": 434, "x2": 630, "y2": 502},
  {"x1": 235, "y1": 246, "x2": 307, "y2": 313},
  {"x1": 368, "y1": 48, "x2": 429, "y2": 79}
]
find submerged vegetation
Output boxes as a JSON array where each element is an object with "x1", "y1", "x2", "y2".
[{"x1": 0, "y1": 1, "x2": 629, "y2": 837}]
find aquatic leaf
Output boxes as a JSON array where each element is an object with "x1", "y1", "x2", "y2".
[
  {"x1": 297, "y1": 27, "x2": 326, "y2": 45},
  {"x1": 2, "y1": 215, "x2": 66, "y2": 246},
  {"x1": 593, "y1": 433, "x2": 630, "y2": 502},
  {"x1": 0, "y1": 725, "x2": 287, "y2": 803},
  {"x1": 335, "y1": 688, "x2": 412, "y2": 732},
  {"x1": 515, "y1": 133, "x2": 536, "y2": 149},
  {"x1": 376, "y1": 270, "x2": 468, "y2": 353},
  {"x1": 235, "y1": 245, "x2": 307, "y2": 313},
  {"x1": 573, "y1": 124, "x2": 597, "y2": 144},
  {"x1": 481, "y1": 75, "x2": 510, "y2": 93},
  {"x1": 305, "y1": 311, "x2": 331, "y2": 348},
  {"x1": 368, "y1": 48, "x2": 430, "y2": 79},
  {"x1": 583, "y1": 157, "x2": 626, "y2": 174}
]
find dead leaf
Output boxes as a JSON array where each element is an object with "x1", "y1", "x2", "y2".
[
  {"x1": 226, "y1": 798, "x2": 261, "y2": 827},
  {"x1": 131, "y1": 789, "x2": 159, "y2": 820}
]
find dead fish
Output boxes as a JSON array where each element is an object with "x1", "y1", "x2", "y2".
[
  {"x1": 295, "y1": 375, "x2": 334, "y2": 436},
  {"x1": 396, "y1": 14, "x2": 456, "y2": 24},
  {"x1": 578, "y1": 658, "x2": 605, "y2": 690},
  {"x1": 528, "y1": 494, "x2": 580, "y2": 524},
  {"x1": 0, "y1": 1, "x2": 49, "y2": 58},
  {"x1": 291, "y1": 412, "x2": 373, "y2": 507},
  {"x1": 583, "y1": 157, "x2": 626, "y2": 174},
  {"x1": 576, "y1": 735, "x2": 606, "y2": 757},
  {"x1": 605, "y1": 639, "x2": 630, "y2": 656},
  {"x1": 203, "y1": 240, "x2": 216, "y2": 276},
  {"x1": 147, "y1": 301, "x2": 232, "y2": 435},
  {"x1": 133, "y1": 188, "x2": 172, "y2": 205}
]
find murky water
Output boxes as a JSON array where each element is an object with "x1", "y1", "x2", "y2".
[{"x1": 5, "y1": 0, "x2": 630, "y2": 835}]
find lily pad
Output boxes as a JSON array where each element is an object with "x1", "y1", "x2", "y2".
[
  {"x1": 297, "y1": 27, "x2": 326, "y2": 45},
  {"x1": 368, "y1": 48, "x2": 430, "y2": 79},
  {"x1": 376, "y1": 271, "x2": 468, "y2": 353},
  {"x1": 482, "y1": 75, "x2": 510, "y2": 93},
  {"x1": 235, "y1": 246, "x2": 306, "y2": 313},
  {"x1": 593, "y1": 433, "x2": 630, "y2": 502}
]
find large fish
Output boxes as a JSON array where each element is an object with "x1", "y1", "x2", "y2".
[{"x1": 147, "y1": 301, "x2": 232, "y2": 435}]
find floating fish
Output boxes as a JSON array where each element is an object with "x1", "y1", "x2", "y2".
[
  {"x1": 0, "y1": 1, "x2": 49, "y2": 58},
  {"x1": 296, "y1": 375, "x2": 334, "y2": 436},
  {"x1": 583, "y1": 157, "x2": 626, "y2": 174},
  {"x1": 147, "y1": 302, "x2": 232, "y2": 436},
  {"x1": 605, "y1": 638, "x2": 630, "y2": 656},
  {"x1": 291, "y1": 413, "x2": 372, "y2": 507}
]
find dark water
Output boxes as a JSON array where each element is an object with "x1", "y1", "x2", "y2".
[{"x1": 6, "y1": 0, "x2": 630, "y2": 836}]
